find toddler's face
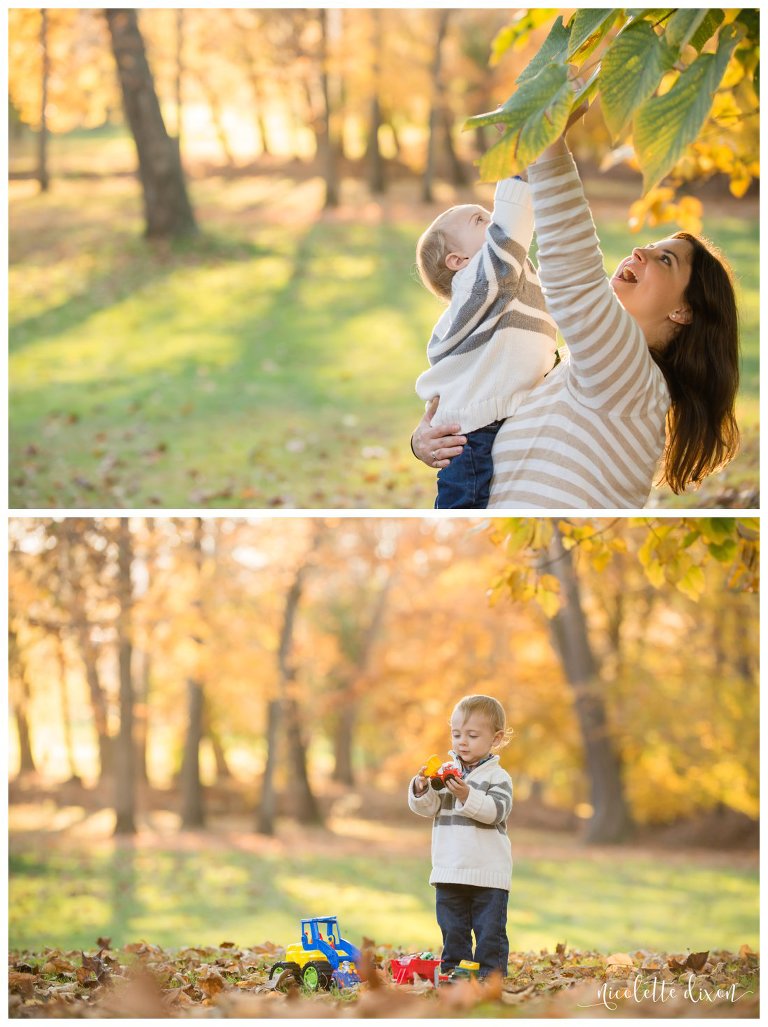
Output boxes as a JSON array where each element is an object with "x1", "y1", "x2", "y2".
[
  {"x1": 450, "y1": 711, "x2": 502, "y2": 765},
  {"x1": 443, "y1": 205, "x2": 491, "y2": 263}
]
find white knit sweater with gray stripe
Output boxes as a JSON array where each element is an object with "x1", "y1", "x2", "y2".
[
  {"x1": 489, "y1": 150, "x2": 671, "y2": 508},
  {"x1": 408, "y1": 754, "x2": 513, "y2": 890},
  {"x1": 416, "y1": 178, "x2": 558, "y2": 433}
]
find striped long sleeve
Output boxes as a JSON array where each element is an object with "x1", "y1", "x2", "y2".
[
  {"x1": 488, "y1": 150, "x2": 670, "y2": 509},
  {"x1": 416, "y1": 178, "x2": 557, "y2": 433}
]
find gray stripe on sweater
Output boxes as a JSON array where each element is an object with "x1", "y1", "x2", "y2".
[
  {"x1": 435, "y1": 813, "x2": 507, "y2": 834},
  {"x1": 435, "y1": 309, "x2": 557, "y2": 361}
]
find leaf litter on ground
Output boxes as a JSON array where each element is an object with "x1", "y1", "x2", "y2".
[{"x1": 8, "y1": 939, "x2": 759, "y2": 1018}]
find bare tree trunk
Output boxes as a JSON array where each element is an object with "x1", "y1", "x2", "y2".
[
  {"x1": 75, "y1": 621, "x2": 114, "y2": 780},
  {"x1": 106, "y1": 8, "x2": 197, "y2": 238},
  {"x1": 319, "y1": 8, "x2": 339, "y2": 209},
  {"x1": 206, "y1": 718, "x2": 232, "y2": 780},
  {"x1": 285, "y1": 698, "x2": 323, "y2": 824},
  {"x1": 174, "y1": 9, "x2": 184, "y2": 142},
  {"x1": 422, "y1": 9, "x2": 450, "y2": 203},
  {"x1": 134, "y1": 645, "x2": 151, "y2": 783},
  {"x1": 181, "y1": 518, "x2": 206, "y2": 828},
  {"x1": 114, "y1": 519, "x2": 136, "y2": 835},
  {"x1": 332, "y1": 573, "x2": 393, "y2": 785},
  {"x1": 38, "y1": 8, "x2": 50, "y2": 192},
  {"x1": 442, "y1": 107, "x2": 468, "y2": 187},
  {"x1": 366, "y1": 9, "x2": 385, "y2": 194},
  {"x1": 545, "y1": 527, "x2": 633, "y2": 844},
  {"x1": 9, "y1": 626, "x2": 37, "y2": 775},
  {"x1": 55, "y1": 633, "x2": 79, "y2": 782},
  {"x1": 196, "y1": 72, "x2": 236, "y2": 168},
  {"x1": 180, "y1": 681, "x2": 206, "y2": 826},
  {"x1": 258, "y1": 698, "x2": 282, "y2": 835},
  {"x1": 257, "y1": 561, "x2": 307, "y2": 834}
]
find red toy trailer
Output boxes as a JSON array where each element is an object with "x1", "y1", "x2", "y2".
[{"x1": 390, "y1": 953, "x2": 442, "y2": 985}]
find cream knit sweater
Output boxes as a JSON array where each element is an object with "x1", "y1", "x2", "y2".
[
  {"x1": 416, "y1": 178, "x2": 558, "y2": 433},
  {"x1": 408, "y1": 754, "x2": 513, "y2": 890}
]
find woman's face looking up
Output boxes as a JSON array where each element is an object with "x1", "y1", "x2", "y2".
[{"x1": 611, "y1": 237, "x2": 694, "y2": 350}]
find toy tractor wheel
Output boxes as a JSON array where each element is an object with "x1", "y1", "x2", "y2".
[
  {"x1": 430, "y1": 777, "x2": 445, "y2": 790},
  {"x1": 302, "y1": 960, "x2": 333, "y2": 991},
  {"x1": 269, "y1": 962, "x2": 302, "y2": 991}
]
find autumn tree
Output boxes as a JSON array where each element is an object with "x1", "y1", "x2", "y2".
[{"x1": 106, "y1": 9, "x2": 197, "y2": 239}]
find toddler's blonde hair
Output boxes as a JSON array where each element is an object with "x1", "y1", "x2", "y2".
[
  {"x1": 452, "y1": 694, "x2": 513, "y2": 750},
  {"x1": 415, "y1": 208, "x2": 462, "y2": 302}
]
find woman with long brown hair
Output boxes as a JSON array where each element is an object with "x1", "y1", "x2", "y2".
[{"x1": 411, "y1": 124, "x2": 741, "y2": 508}]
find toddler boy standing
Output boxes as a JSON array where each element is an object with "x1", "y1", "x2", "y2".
[{"x1": 408, "y1": 694, "x2": 513, "y2": 978}]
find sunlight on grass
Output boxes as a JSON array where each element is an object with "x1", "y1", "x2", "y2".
[
  {"x1": 9, "y1": 834, "x2": 758, "y2": 956},
  {"x1": 8, "y1": 167, "x2": 758, "y2": 509}
]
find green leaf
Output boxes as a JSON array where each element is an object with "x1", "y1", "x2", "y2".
[
  {"x1": 703, "y1": 517, "x2": 735, "y2": 539},
  {"x1": 566, "y1": 9, "x2": 621, "y2": 61},
  {"x1": 689, "y1": 9, "x2": 725, "y2": 53},
  {"x1": 664, "y1": 9, "x2": 710, "y2": 55},
  {"x1": 468, "y1": 65, "x2": 574, "y2": 180},
  {"x1": 516, "y1": 16, "x2": 571, "y2": 85},
  {"x1": 734, "y1": 9, "x2": 759, "y2": 45},
  {"x1": 708, "y1": 539, "x2": 739, "y2": 562},
  {"x1": 600, "y1": 19, "x2": 677, "y2": 138},
  {"x1": 633, "y1": 24, "x2": 742, "y2": 192}
]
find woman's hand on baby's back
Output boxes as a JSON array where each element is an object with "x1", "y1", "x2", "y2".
[{"x1": 411, "y1": 397, "x2": 466, "y2": 469}]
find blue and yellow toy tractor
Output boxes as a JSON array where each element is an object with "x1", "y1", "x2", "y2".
[{"x1": 269, "y1": 915, "x2": 361, "y2": 991}]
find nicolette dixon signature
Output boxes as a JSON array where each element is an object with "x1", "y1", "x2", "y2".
[{"x1": 579, "y1": 974, "x2": 754, "y2": 1011}]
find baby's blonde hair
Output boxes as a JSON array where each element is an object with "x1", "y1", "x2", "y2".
[
  {"x1": 452, "y1": 694, "x2": 513, "y2": 750},
  {"x1": 415, "y1": 207, "x2": 463, "y2": 302}
]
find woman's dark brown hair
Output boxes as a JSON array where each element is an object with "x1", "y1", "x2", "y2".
[{"x1": 651, "y1": 232, "x2": 740, "y2": 494}]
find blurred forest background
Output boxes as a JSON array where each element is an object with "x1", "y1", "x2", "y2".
[
  {"x1": 8, "y1": 8, "x2": 759, "y2": 509},
  {"x1": 9, "y1": 517, "x2": 759, "y2": 955}
]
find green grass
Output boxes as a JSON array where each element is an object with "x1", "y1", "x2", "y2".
[
  {"x1": 9, "y1": 835, "x2": 758, "y2": 955},
  {"x1": 9, "y1": 145, "x2": 759, "y2": 509}
]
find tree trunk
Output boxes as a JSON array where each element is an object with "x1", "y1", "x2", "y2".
[
  {"x1": 257, "y1": 561, "x2": 307, "y2": 834},
  {"x1": 366, "y1": 10, "x2": 385, "y2": 194},
  {"x1": 545, "y1": 527, "x2": 633, "y2": 843},
  {"x1": 181, "y1": 518, "x2": 206, "y2": 828},
  {"x1": 134, "y1": 645, "x2": 151, "y2": 783},
  {"x1": 106, "y1": 8, "x2": 197, "y2": 238},
  {"x1": 174, "y1": 9, "x2": 184, "y2": 142},
  {"x1": 180, "y1": 680, "x2": 206, "y2": 827},
  {"x1": 257, "y1": 698, "x2": 281, "y2": 835},
  {"x1": 114, "y1": 519, "x2": 136, "y2": 835},
  {"x1": 75, "y1": 621, "x2": 114, "y2": 780},
  {"x1": 331, "y1": 572, "x2": 393, "y2": 785},
  {"x1": 55, "y1": 633, "x2": 79, "y2": 782},
  {"x1": 9, "y1": 627, "x2": 37, "y2": 775},
  {"x1": 332, "y1": 704, "x2": 356, "y2": 785},
  {"x1": 196, "y1": 72, "x2": 236, "y2": 168},
  {"x1": 442, "y1": 107, "x2": 468, "y2": 187},
  {"x1": 422, "y1": 9, "x2": 451, "y2": 203},
  {"x1": 284, "y1": 696, "x2": 323, "y2": 824},
  {"x1": 206, "y1": 719, "x2": 232, "y2": 780},
  {"x1": 319, "y1": 9, "x2": 339, "y2": 208},
  {"x1": 38, "y1": 8, "x2": 50, "y2": 192}
]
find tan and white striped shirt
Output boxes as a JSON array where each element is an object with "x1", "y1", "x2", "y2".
[{"x1": 489, "y1": 151, "x2": 670, "y2": 509}]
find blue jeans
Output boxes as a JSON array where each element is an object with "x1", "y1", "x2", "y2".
[
  {"x1": 435, "y1": 421, "x2": 502, "y2": 509},
  {"x1": 435, "y1": 883, "x2": 509, "y2": 977}
]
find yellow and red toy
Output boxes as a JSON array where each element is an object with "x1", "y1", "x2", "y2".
[{"x1": 422, "y1": 751, "x2": 463, "y2": 790}]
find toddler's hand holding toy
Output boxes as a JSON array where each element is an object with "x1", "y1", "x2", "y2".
[
  {"x1": 445, "y1": 776, "x2": 470, "y2": 802},
  {"x1": 413, "y1": 768, "x2": 430, "y2": 796}
]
